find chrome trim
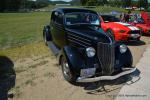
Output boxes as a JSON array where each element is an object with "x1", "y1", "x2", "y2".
[
  {"x1": 67, "y1": 33, "x2": 91, "y2": 42},
  {"x1": 76, "y1": 68, "x2": 136, "y2": 83},
  {"x1": 67, "y1": 35, "x2": 91, "y2": 46},
  {"x1": 97, "y1": 42, "x2": 115, "y2": 75},
  {"x1": 68, "y1": 39, "x2": 87, "y2": 47}
]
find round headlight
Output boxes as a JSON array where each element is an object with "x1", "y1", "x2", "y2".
[
  {"x1": 119, "y1": 44, "x2": 127, "y2": 53},
  {"x1": 86, "y1": 47, "x2": 96, "y2": 57}
]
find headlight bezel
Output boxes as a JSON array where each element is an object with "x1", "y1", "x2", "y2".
[
  {"x1": 86, "y1": 47, "x2": 96, "y2": 57},
  {"x1": 119, "y1": 44, "x2": 127, "y2": 54}
]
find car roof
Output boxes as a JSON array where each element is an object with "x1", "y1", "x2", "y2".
[{"x1": 52, "y1": 8, "x2": 97, "y2": 14}]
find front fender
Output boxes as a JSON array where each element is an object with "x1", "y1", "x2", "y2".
[
  {"x1": 59, "y1": 46, "x2": 86, "y2": 75},
  {"x1": 115, "y1": 44, "x2": 133, "y2": 68}
]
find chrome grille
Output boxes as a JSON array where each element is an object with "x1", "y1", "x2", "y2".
[{"x1": 97, "y1": 42, "x2": 115, "y2": 75}]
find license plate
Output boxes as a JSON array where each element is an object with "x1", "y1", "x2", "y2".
[{"x1": 80, "y1": 68, "x2": 96, "y2": 77}]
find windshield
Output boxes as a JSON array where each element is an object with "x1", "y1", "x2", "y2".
[
  {"x1": 65, "y1": 12, "x2": 100, "y2": 26},
  {"x1": 101, "y1": 15, "x2": 120, "y2": 22}
]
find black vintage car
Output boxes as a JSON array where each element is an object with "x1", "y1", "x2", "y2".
[{"x1": 43, "y1": 8, "x2": 136, "y2": 84}]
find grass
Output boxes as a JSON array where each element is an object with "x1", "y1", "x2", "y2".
[
  {"x1": 0, "y1": 12, "x2": 50, "y2": 49},
  {"x1": 0, "y1": 42, "x2": 50, "y2": 61}
]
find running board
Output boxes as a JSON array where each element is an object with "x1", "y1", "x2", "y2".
[{"x1": 47, "y1": 41, "x2": 60, "y2": 56}]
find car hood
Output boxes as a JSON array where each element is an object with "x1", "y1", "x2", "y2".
[
  {"x1": 65, "y1": 26, "x2": 112, "y2": 43},
  {"x1": 106, "y1": 22, "x2": 140, "y2": 31}
]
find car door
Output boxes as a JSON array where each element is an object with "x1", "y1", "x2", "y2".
[{"x1": 51, "y1": 11, "x2": 66, "y2": 48}]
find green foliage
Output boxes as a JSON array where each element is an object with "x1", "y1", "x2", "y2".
[
  {"x1": 0, "y1": 0, "x2": 22, "y2": 12},
  {"x1": 80, "y1": 0, "x2": 88, "y2": 6},
  {"x1": 35, "y1": 0, "x2": 49, "y2": 8},
  {"x1": 81, "y1": 0, "x2": 108, "y2": 6},
  {"x1": 122, "y1": 0, "x2": 132, "y2": 7},
  {"x1": 0, "y1": 0, "x2": 50, "y2": 12},
  {"x1": 138, "y1": 0, "x2": 148, "y2": 9},
  {"x1": 86, "y1": 0, "x2": 98, "y2": 6}
]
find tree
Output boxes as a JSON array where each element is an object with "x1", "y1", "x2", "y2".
[
  {"x1": 122, "y1": 0, "x2": 132, "y2": 7},
  {"x1": 108, "y1": 0, "x2": 120, "y2": 7},
  {"x1": 36, "y1": 0, "x2": 49, "y2": 8},
  {"x1": 9, "y1": 0, "x2": 22, "y2": 11},
  {"x1": 114, "y1": 0, "x2": 122, "y2": 7},
  {"x1": 0, "y1": 1, "x2": 7, "y2": 12},
  {"x1": 138, "y1": 0, "x2": 148, "y2": 9},
  {"x1": 86, "y1": 0, "x2": 98, "y2": 6},
  {"x1": 80, "y1": 0, "x2": 88, "y2": 6},
  {"x1": 97, "y1": 0, "x2": 108, "y2": 6},
  {"x1": 0, "y1": 0, "x2": 22, "y2": 12}
]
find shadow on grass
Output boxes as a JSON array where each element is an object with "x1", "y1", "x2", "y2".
[
  {"x1": 0, "y1": 56, "x2": 16, "y2": 100},
  {"x1": 74, "y1": 69, "x2": 140, "y2": 95}
]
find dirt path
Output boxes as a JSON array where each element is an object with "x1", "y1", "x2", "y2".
[{"x1": 8, "y1": 36, "x2": 150, "y2": 100}]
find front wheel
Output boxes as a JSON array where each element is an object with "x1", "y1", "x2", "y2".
[{"x1": 60, "y1": 56, "x2": 76, "y2": 84}]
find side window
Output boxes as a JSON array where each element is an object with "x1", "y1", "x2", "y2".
[{"x1": 51, "y1": 11, "x2": 63, "y2": 24}]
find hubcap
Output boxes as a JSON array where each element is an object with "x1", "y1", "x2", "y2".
[
  {"x1": 44, "y1": 33, "x2": 47, "y2": 43},
  {"x1": 62, "y1": 60, "x2": 71, "y2": 78}
]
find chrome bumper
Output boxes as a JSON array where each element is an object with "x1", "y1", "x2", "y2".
[{"x1": 76, "y1": 67, "x2": 136, "y2": 83}]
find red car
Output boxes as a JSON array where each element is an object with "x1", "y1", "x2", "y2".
[
  {"x1": 129, "y1": 14, "x2": 150, "y2": 35},
  {"x1": 129, "y1": 20, "x2": 150, "y2": 35},
  {"x1": 100, "y1": 15, "x2": 141, "y2": 41}
]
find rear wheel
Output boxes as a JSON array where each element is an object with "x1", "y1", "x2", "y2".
[
  {"x1": 43, "y1": 31, "x2": 48, "y2": 46},
  {"x1": 43, "y1": 26, "x2": 52, "y2": 46},
  {"x1": 60, "y1": 56, "x2": 76, "y2": 84}
]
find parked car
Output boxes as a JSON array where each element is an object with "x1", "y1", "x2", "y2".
[
  {"x1": 100, "y1": 15, "x2": 141, "y2": 41},
  {"x1": 128, "y1": 16, "x2": 150, "y2": 35},
  {"x1": 43, "y1": 8, "x2": 136, "y2": 84}
]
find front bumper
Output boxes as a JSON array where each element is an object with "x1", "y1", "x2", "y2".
[
  {"x1": 127, "y1": 34, "x2": 141, "y2": 41},
  {"x1": 76, "y1": 67, "x2": 136, "y2": 83}
]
